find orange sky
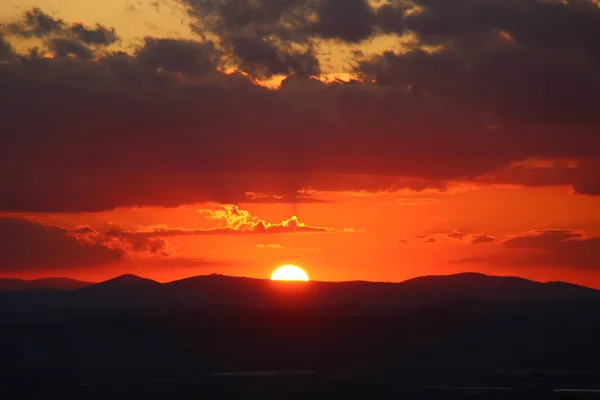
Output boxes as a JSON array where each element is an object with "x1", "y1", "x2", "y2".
[
  {"x1": 3, "y1": 184, "x2": 600, "y2": 287},
  {"x1": 1, "y1": 0, "x2": 600, "y2": 288}
]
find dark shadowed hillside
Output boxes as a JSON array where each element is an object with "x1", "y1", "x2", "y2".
[
  {"x1": 1, "y1": 273, "x2": 600, "y2": 311},
  {"x1": 0, "y1": 277, "x2": 92, "y2": 292},
  {"x1": 2, "y1": 273, "x2": 600, "y2": 399}
]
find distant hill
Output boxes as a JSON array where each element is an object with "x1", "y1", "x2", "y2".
[
  {"x1": 389, "y1": 272, "x2": 600, "y2": 302},
  {"x1": 0, "y1": 277, "x2": 92, "y2": 292},
  {"x1": 1, "y1": 272, "x2": 599, "y2": 310},
  {"x1": 88, "y1": 274, "x2": 159, "y2": 288}
]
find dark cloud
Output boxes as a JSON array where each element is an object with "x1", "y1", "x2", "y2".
[
  {"x1": 136, "y1": 37, "x2": 220, "y2": 74},
  {"x1": 0, "y1": 205, "x2": 339, "y2": 272},
  {"x1": 69, "y1": 23, "x2": 119, "y2": 46},
  {"x1": 313, "y1": 0, "x2": 374, "y2": 42},
  {"x1": 129, "y1": 237, "x2": 168, "y2": 254},
  {"x1": 503, "y1": 229, "x2": 585, "y2": 249},
  {"x1": 5, "y1": 8, "x2": 118, "y2": 60},
  {"x1": 404, "y1": 0, "x2": 600, "y2": 59},
  {"x1": 0, "y1": 33, "x2": 13, "y2": 61},
  {"x1": 423, "y1": 231, "x2": 496, "y2": 244},
  {"x1": 500, "y1": 229, "x2": 600, "y2": 270},
  {"x1": 62, "y1": 225, "x2": 171, "y2": 257},
  {"x1": 471, "y1": 234, "x2": 497, "y2": 244},
  {"x1": 180, "y1": 0, "x2": 379, "y2": 77},
  {"x1": 482, "y1": 160, "x2": 600, "y2": 196},
  {"x1": 0, "y1": 218, "x2": 123, "y2": 271},
  {"x1": 184, "y1": 0, "x2": 320, "y2": 77},
  {"x1": 446, "y1": 229, "x2": 599, "y2": 269},
  {"x1": 184, "y1": 0, "x2": 377, "y2": 44},
  {"x1": 375, "y1": 2, "x2": 409, "y2": 35},
  {"x1": 357, "y1": 0, "x2": 600, "y2": 124},
  {"x1": 229, "y1": 36, "x2": 319, "y2": 77},
  {"x1": 0, "y1": 47, "x2": 598, "y2": 211},
  {"x1": 7, "y1": 8, "x2": 65, "y2": 38},
  {"x1": 0, "y1": 2, "x2": 599, "y2": 211},
  {"x1": 0, "y1": 218, "x2": 240, "y2": 272},
  {"x1": 48, "y1": 38, "x2": 94, "y2": 59},
  {"x1": 448, "y1": 231, "x2": 468, "y2": 240},
  {"x1": 357, "y1": 47, "x2": 600, "y2": 124}
]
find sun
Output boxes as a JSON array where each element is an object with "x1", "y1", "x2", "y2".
[{"x1": 270, "y1": 265, "x2": 310, "y2": 282}]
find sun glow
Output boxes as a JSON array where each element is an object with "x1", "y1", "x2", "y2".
[{"x1": 270, "y1": 265, "x2": 310, "y2": 282}]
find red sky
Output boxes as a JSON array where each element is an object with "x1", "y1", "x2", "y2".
[{"x1": 1, "y1": 0, "x2": 599, "y2": 287}]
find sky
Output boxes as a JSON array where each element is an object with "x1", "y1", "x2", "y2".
[{"x1": 0, "y1": 0, "x2": 599, "y2": 286}]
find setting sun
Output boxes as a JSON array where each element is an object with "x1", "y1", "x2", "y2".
[{"x1": 270, "y1": 265, "x2": 310, "y2": 282}]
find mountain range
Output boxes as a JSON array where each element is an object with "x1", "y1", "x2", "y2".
[
  {"x1": 0, "y1": 277, "x2": 93, "y2": 292},
  {"x1": 1, "y1": 272, "x2": 599, "y2": 310}
]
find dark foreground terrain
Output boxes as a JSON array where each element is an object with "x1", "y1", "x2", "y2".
[
  {"x1": 2, "y1": 274, "x2": 600, "y2": 398},
  {"x1": 3, "y1": 303, "x2": 600, "y2": 399}
]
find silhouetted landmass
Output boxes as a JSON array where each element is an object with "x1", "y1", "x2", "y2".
[
  {"x1": 1, "y1": 272, "x2": 599, "y2": 310},
  {"x1": 3, "y1": 273, "x2": 600, "y2": 399},
  {"x1": 0, "y1": 277, "x2": 92, "y2": 292}
]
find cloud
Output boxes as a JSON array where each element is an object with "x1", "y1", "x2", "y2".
[
  {"x1": 501, "y1": 229, "x2": 600, "y2": 269},
  {"x1": 68, "y1": 23, "x2": 118, "y2": 46},
  {"x1": 442, "y1": 228, "x2": 599, "y2": 269},
  {"x1": 184, "y1": 0, "x2": 320, "y2": 78},
  {"x1": 0, "y1": 218, "x2": 123, "y2": 271},
  {"x1": 413, "y1": 230, "x2": 499, "y2": 244},
  {"x1": 256, "y1": 244, "x2": 284, "y2": 249},
  {"x1": 0, "y1": 204, "x2": 337, "y2": 273},
  {"x1": 48, "y1": 38, "x2": 95, "y2": 59},
  {"x1": 0, "y1": 3, "x2": 599, "y2": 211},
  {"x1": 256, "y1": 243, "x2": 322, "y2": 251},
  {"x1": 472, "y1": 229, "x2": 600, "y2": 270},
  {"x1": 448, "y1": 231, "x2": 468, "y2": 240},
  {"x1": 471, "y1": 234, "x2": 497, "y2": 244},
  {"x1": 4, "y1": 8, "x2": 118, "y2": 60},
  {"x1": 105, "y1": 204, "x2": 343, "y2": 238},
  {"x1": 480, "y1": 160, "x2": 600, "y2": 196},
  {"x1": 136, "y1": 37, "x2": 220, "y2": 74},
  {"x1": 200, "y1": 204, "x2": 335, "y2": 233},
  {"x1": 503, "y1": 229, "x2": 588, "y2": 249},
  {"x1": 356, "y1": 0, "x2": 600, "y2": 124},
  {"x1": 7, "y1": 8, "x2": 65, "y2": 38},
  {"x1": 375, "y1": 2, "x2": 409, "y2": 35},
  {"x1": 403, "y1": 0, "x2": 600, "y2": 59},
  {"x1": 0, "y1": 216, "x2": 255, "y2": 272},
  {"x1": 50, "y1": 224, "x2": 171, "y2": 259},
  {"x1": 0, "y1": 33, "x2": 13, "y2": 61},
  {"x1": 312, "y1": 0, "x2": 374, "y2": 43},
  {"x1": 229, "y1": 36, "x2": 319, "y2": 78},
  {"x1": 7, "y1": 8, "x2": 118, "y2": 46}
]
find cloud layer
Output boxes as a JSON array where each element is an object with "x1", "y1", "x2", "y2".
[
  {"x1": 0, "y1": 218, "x2": 123, "y2": 271},
  {"x1": 445, "y1": 228, "x2": 600, "y2": 270},
  {"x1": 0, "y1": 205, "x2": 340, "y2": 271},
  {"x1": 500, "y1": 229, "x2": 600, "y2": 269},
  {"x1": 0, "y1": 2, "x2": 599, "y2": 212}
]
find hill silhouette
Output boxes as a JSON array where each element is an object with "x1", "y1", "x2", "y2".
[
  {"x1": 89, "y1": 274, "x2": 159, "y2": 288},
  {"x1": 3, "y1": 273, "x2": 600, "y2": 397},
  {"x1": 1, "y1": 272, "x2": 599, "y2": 310},
  {"x1": 0, "y1": 277, "x2": 92, "y2": 292},
  {"x1": 66, "y1": 274, "x2": 161, "y2": 307}
]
